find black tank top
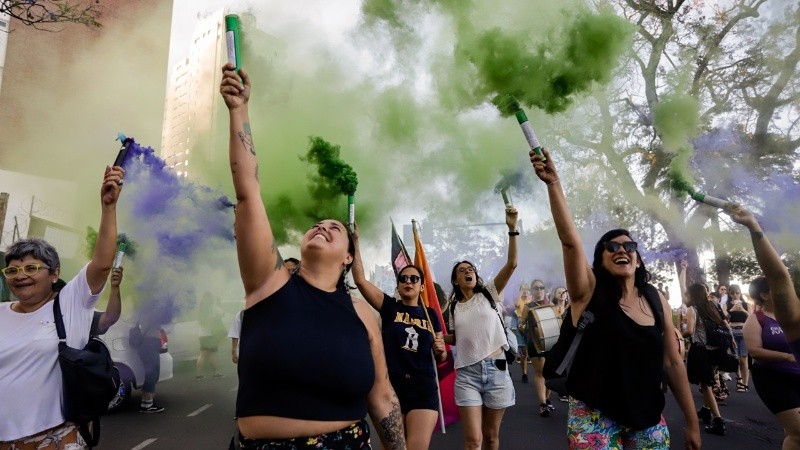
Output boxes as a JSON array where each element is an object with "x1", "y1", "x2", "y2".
[
  {"x1": 567, "y1": 284, "x2": 665, "y2": 430},
  {"x1": 236, "y1": 274, "x2": 375, "y2": 421}
]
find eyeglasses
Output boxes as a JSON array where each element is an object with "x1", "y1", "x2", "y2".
[
  {"x1": 398, "y1": 275, "x2": 421, "y2": 284},
  {"x1": 532, "y1": 286, "x2": 545, "y2": 291},
  {"x1": 2, "y1": 263, "x2": 50, "y2": 278},
  {"x1": 457, "y1": 267, "x2": 475, "y2": 275},
  {"x1": 603, "y1": 241, "x2": 638, "y2": 253}
]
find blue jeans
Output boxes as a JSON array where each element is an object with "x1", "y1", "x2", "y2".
[{"x1": 137, "y1": 337, "x2": 161, "y2": 392}]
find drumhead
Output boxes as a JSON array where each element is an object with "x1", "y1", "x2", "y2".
[{"x1": 527, "y1": 306, "x2": 562, "y2": 353}]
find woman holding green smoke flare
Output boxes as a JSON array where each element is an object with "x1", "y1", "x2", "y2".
[
  {"x1": 529, "y1": 148, "x2": 701, "y2": 449},
  {"x1": 220, "y1": 63, "x2": 406, "y2": 450}
]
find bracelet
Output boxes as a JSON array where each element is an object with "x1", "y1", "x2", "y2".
[
  {"x1": 508, "y1": 231, "x2": 520, "y2": 236},
  {"x1": 750, "y1": 230, "x2": 764, "y2": 240},
  {"x1": 547, "y1": 179, "x2": 560, "y2": 186}
]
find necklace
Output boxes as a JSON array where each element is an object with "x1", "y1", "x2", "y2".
[{"x1": 619, "y1": 290, "x2": 653, "y2": 317}]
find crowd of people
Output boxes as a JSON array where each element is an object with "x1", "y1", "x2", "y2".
[{"x1": 1, "y1": 62, "x2": 799, "y2": 450}]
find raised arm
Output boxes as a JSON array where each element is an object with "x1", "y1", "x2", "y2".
[
  {"x1": 353, "y1": 300, "x2": 406, "y2": 449},
  {"x1": 678, "y1": 259, "x2": 688, "y2": 305},
  {"x1": 660, "y1": 292, "x2": 701, "y2": 449},
  {"x1": 220, "y1": 64, "x2": 288, "y2": 305},
  {"x1": 87, "y1": 166, "x2": 124, "y2": 295},
  {"x1": 351, "y1": 225, "x2": 385, "y2": 310},
  {"x1": 530, "y1": 148, "x2": 594, "y2": 323},
  {"x1": 97, "y1": 267, "x2": 123, "y2": 334},
  {"x1": 727, "y1": 205, "x2": 800, "y2": 341},
  {"x1": 492, "y1": 206, "x2": 519, "y2": 293}
]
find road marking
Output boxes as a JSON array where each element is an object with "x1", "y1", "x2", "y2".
[
  {"x1": 187, "y1": 403, "x2": 213, "y2": 417},
  {"x1": 131, "y1": 438, "x2": 157, "y2": 450}
]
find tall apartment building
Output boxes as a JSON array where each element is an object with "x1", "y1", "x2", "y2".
[
  {"x1": 0, "y1": 11, "x2": 10, "y2": 94},
  {"x1": 161, "y1": 11, "x2": 284, "y2": 182},
  {"x1": 0, "y1": 0, "x2": 173, "y2": 163},
  {"x1": 161, "y1": 9, "x2": 226, "y2": 178},
  {"x1": 0, "y1": 1, "x2": 172, "y2": 277}
]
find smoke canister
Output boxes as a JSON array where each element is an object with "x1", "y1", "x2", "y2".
[
  {"x1": 500, "y1": 188, "x2": 511, "y2": 207},
  {"x1": 113, "y1": 242, "x2": 127, "y2": 269},
  {"x1": 348, "y1": 194, "x2": 355, "y2": 233},
  {"x1": 514, "y1": 109, "x2": 546, "y2": 161},
  {"x1": 690, "y1": 191, "x2": 730, "y2": 209},
  {"x1": 225, "y1": 15, "x2": 242, "y2": 72},
  {"x1": 113, "y1": 136, "x2": 132, "y2": 168}
]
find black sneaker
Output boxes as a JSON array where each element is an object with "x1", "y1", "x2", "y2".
[
  {"x1": 705, "y1": 417, "x2": 725, "y2": 435},
  {"x1": 697, "y1": 407, "x2": 712, "y2": 425},
  {"x1": 139, "y1": 404, "x2": 165, "y2": 413},
  {"x1": 521, "y1": 373, "x2": 528, "y2": 383},
  {"x1": 539, "y1": 403, "x2": 550, "y2": 417}
]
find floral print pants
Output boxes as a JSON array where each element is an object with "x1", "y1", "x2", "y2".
[{"x1": 567, "y1": 397, "x2": 670, "y2": 449}]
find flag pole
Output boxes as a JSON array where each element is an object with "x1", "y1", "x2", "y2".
[{"x1": 413, "y1": 220, "x2": 446, "y2": 434}]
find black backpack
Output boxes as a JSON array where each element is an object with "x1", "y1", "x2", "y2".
[{"x1": 53, "y1": 295, "x2": 118, "y2": 448}]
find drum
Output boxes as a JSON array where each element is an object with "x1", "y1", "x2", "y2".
[
  {"x1": 527, "y1": 306, "x2": 562, "y2": 354},
  {"x1": 673, "y1": 327, "x2": 686, "y2": 359}
]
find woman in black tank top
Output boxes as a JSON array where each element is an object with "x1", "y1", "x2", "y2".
[
  {"x1": 221, "y1": 66, "x2": 406, "y2": 450},
  {"x1": 530, "y1": 148, "x2": 701, "y2": 450},
  {"x1": 352, "y1": 229, "x2": 446, "y2": 450}
]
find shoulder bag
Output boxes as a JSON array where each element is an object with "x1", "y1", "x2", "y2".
[{"x1": 53, "y1": 295, "x2": 118, "y2": 448}]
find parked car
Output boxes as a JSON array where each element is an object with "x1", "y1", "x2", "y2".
[{"x1": 99, "y1": 319, "x2": 174, "y2": 411}]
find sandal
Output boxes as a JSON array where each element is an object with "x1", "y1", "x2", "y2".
[{"x1": 736, "y1": 381, "x2": 749, "y2": 392}]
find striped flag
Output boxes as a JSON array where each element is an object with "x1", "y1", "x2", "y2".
[{"x1": 390, "y1": 220, "x2": 412, "y2": 277}]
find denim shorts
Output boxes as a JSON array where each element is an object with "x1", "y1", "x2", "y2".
[
  {"x1": 732, "y1": 330, "x2": 747, "y2": 357},
  {"x1": 454, "y1": 357, "x2": 515, "y2": 409}
]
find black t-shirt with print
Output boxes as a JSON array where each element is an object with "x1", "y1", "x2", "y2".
[{"x1": 379, "y1": 294, "x2": 442, "y2": 378}]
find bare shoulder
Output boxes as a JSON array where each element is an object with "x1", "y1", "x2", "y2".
[{"x1": 352, "y1": 297, "x2": 380, "y2": 329}]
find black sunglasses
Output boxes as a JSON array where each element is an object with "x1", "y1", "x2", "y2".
[
  {"x1": 603, "y1": 241, "x2": 638, "y2": 253},
  {"x1": 398, "y1": 275, "x2": 421, "y2": 284}
]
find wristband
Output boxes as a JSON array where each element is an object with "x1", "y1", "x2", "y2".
[{"x1": 508, "y1": 231, "x2": 520, "y2": 236}]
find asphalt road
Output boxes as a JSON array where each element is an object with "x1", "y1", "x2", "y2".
[{"x1": 98, "y1": 360, "x2": 786, "y2": 449}]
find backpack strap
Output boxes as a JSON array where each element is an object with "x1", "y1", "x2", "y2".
[
  {"x1": 554, "y1": 309, "x2": 595, "y2": 376},
  {"x1": 52, "y1": 294, "x2": 68, "y2": 351},
  {"x1": 641, "y1": 284, "x2": 665, "y2": 335}
]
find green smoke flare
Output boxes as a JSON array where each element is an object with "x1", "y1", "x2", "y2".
[
  {"x1": 653, "y1": 94, "x2": 701, "y2": 195},
  {"x1": 85, "y1": 228, "x2": 138, "y2": 260},
  {"x1": 302, "y1": 136, "x2": 359, "y2": 196},
  {"x1": 464, "y1": 9, "x2": 634, "y2": 115}
]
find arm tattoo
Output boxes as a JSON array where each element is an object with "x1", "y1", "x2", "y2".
[
  {"x1": 238, "y1": 122, "x2": 256, "y2": 155},
  {"x1": 273, "y1": 244, "x2": 284, "y2": 270},
  {"x1": 377, "y1": 396, "x2": 406, "y2": 449}
]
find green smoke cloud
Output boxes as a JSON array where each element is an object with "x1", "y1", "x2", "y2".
[{"x1": 653, "y1": 94, "x2": 701, "y2": 195}]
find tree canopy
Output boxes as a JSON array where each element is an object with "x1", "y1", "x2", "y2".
[{"x1": 1, "y1": 0, "x2": 102, "y2": 29}]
